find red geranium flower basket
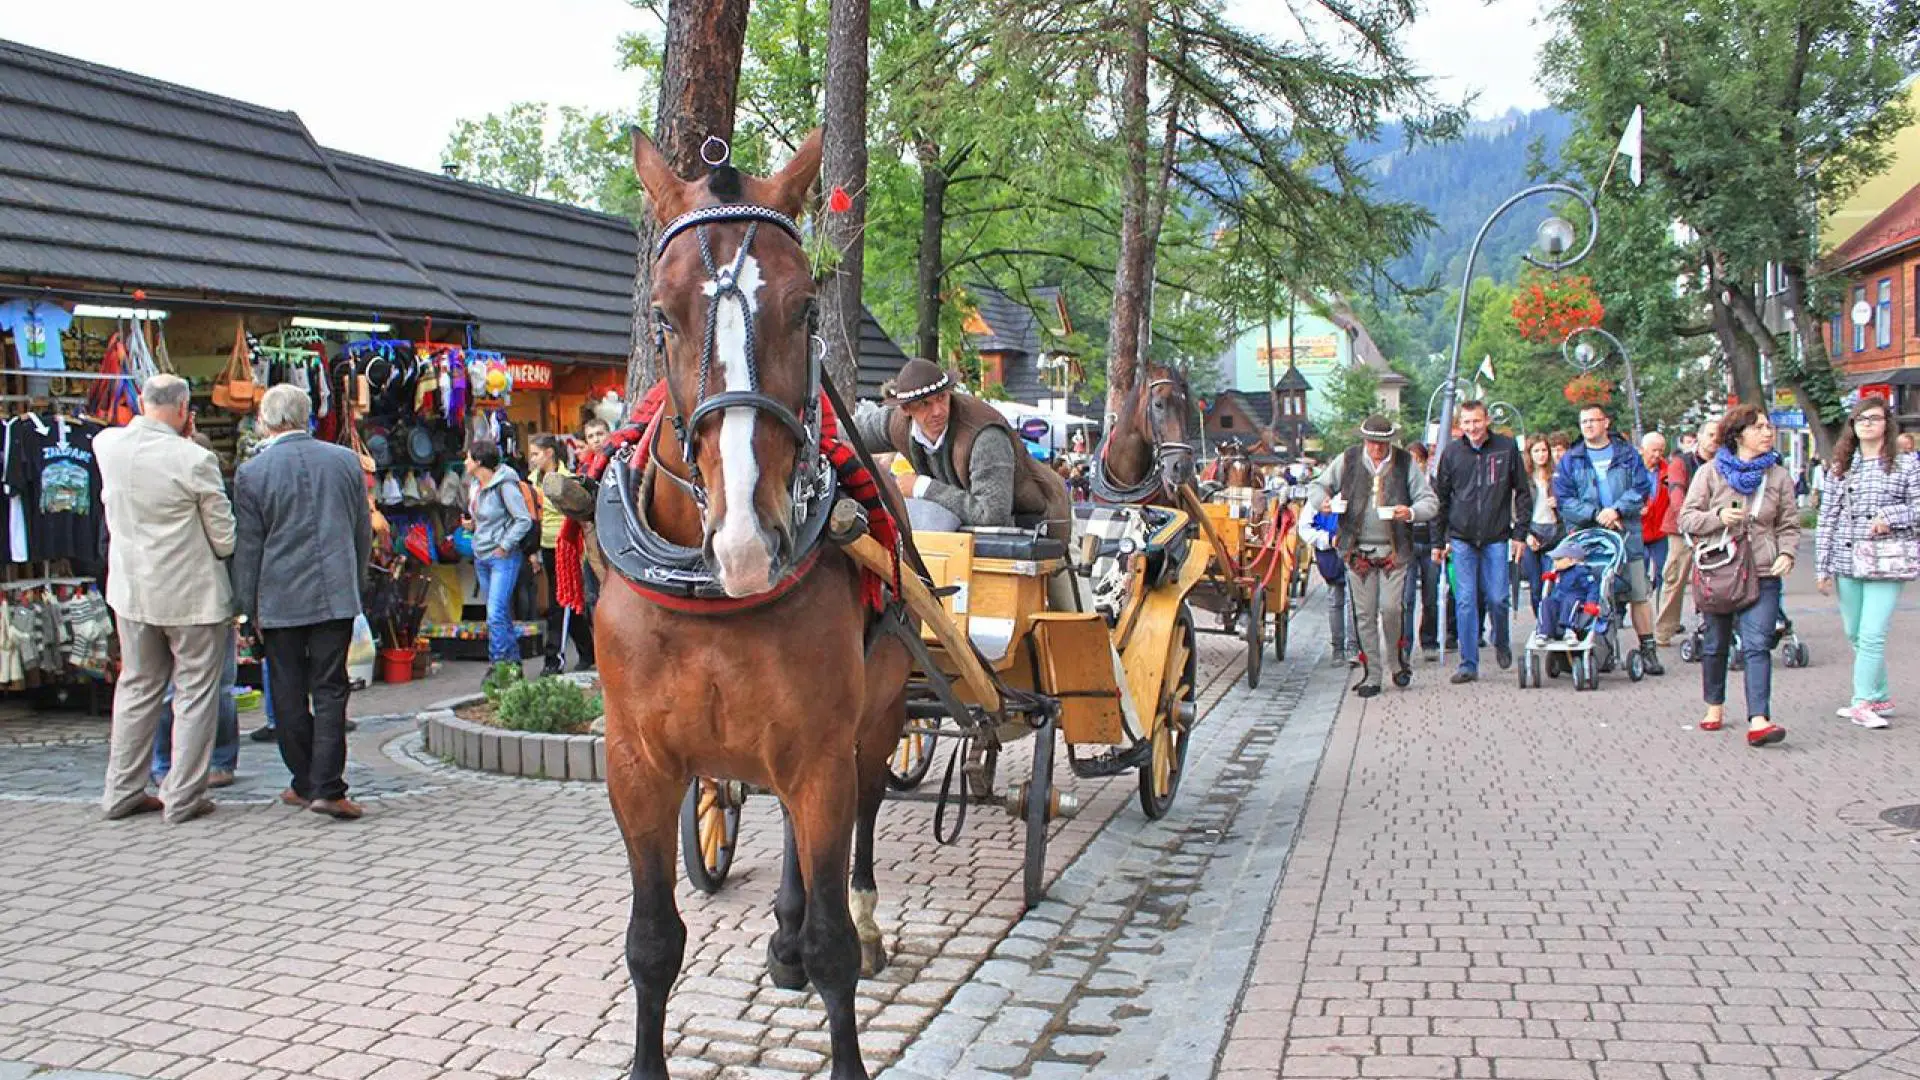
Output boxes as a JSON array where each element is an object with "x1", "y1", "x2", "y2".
[
  {"x1": 1563, "y1": 373, "x2": 1614, "y2": 406},
  {"x1": 1511, "y1": 276, "x2": 1605, "y2": 345}
]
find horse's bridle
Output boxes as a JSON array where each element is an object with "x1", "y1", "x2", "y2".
[
  {"x1": 647, "y1": 203, "x2": 829, "y2": 524},
  {"x1": 1091, "y1": 376, "x2": 1194, "y2": 504}
]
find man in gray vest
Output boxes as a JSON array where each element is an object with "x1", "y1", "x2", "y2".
[
  {"x1": 1306, "y1": 415, "x2": 1438, "y2": 697},
  {"x1": 855, "y1": 359, "x2": 1071, "y2": 537}
]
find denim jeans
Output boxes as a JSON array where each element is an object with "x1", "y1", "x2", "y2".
[
  {"x1": 1835, "y1": 576, "x2": 1903, "y2": 706},
  {"x1": 1448, "y1": 539, "x2": 1511, "y2": 672},
  {"x1": 1701, "y1": 576, "x2": 1781, "y2": 720},
  {"x1": 1401, "y1": 544, "x2": 1440, "y2": 650},
  {"x1": 1645, "y1": 536, "x2": 1670, "y2": 604},
  {"x1": 152, "y1": 628, "x2": 240, "y2": 779},
  {"x1": 1519, "y1": 544, "x2": 1549, "y2": 617},
  {"x1": 474, "y1": 555, "x2": 524, "y2": 663}
]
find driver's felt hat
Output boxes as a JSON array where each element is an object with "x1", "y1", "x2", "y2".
[
  {"x1": 887, "y1": 359, "x2": 955, "y2": 404},
  {"x1": 1358, "y1": 414, "x2": 1399, "y2": 441}
]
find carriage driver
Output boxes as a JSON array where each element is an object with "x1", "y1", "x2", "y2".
[{"x1": 855, "y1": 358, "x2": 1072, "y2": 538}]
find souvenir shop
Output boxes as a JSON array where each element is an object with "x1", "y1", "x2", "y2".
[{"x1": 0, "y1": 292, "x2": 580, "y2": 703}]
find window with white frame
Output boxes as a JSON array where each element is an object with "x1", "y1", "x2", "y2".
[
  {"x1": 1878, "y1": 278, "x2": 1893, "y2": 349},
  {"x1": 1855, "y1": 285, "x2": 1869, "y2": 352}
]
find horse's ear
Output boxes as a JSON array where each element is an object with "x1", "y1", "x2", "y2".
[
  {"x1": 631, "y1": 128, "x2": 690, "y2": 223},
  {"x1": 762, "y1": 128, "x2": 824, "y2": 219}
]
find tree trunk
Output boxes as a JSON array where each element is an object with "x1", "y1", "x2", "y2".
[
  {"x1": 1134, "y1": 84, "x2": 1184, "y2": 371},
  {"x1": 1780, "y1": 264, "x2": 1840, "y2": 456},
  {"x1": 1708, "y1": 288, "x2": 1764, "y2": 406},
  {"x1": 817, "y1": 0, "x2": 870, "y2": 399},
  {"x1": 1104, "y1": 0, "x2": 1152, "y2": 412},
  {"x1": 625, "y1": 0, "x2": 754, "y2": 405},
  {"x1": 913, "y1": 138, "x2": 948, "y2": 363}
]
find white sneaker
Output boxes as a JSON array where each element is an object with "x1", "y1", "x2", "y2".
[{"x1": 1839, "y1": 705, "x2": 1891, "y2": 729}]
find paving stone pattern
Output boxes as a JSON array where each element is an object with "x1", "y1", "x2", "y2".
[
  {"x1": 884, "y1": 634, "x2": 1345, "y2": 1080},
  {"x1": 1221, "y1": 557, "x2": 1920, "y2": 1080},
  {"x1": 0, "y1": 620, "x2": 1251, "y2": 1080}
]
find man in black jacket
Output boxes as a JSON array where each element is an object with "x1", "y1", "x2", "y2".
[{"x1": 1433, "y1": 400, "x2": 1533, "y2": 681}]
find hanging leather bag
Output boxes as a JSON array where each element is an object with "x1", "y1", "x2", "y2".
[
  {"x1": 1690, "y1": 480, "x2": 1762, "y2": 615},
  {"x1": 212, "y1": 320, "x2": 259, "y2": 412}
]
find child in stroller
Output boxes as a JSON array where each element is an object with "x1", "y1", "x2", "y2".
[
  {"x1": 1518, "y1": 528, "x2": 1650, "y2": 690},
  {"x1": 1534, "y1": 536, "x2": 1603, "y2": 643}
]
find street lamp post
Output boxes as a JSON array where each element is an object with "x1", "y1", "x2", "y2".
[
  {"x1": 1487, "y1": 400, "x2": 1527, "y2": 441},
  {"x1": 1438, "y1": 184, "x2": 1601, "y2": 462},
  {"x1": 1563, "y1": 326, "x2": 1642, "y2": 443}
]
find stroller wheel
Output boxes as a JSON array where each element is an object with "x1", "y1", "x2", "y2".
[
  {"x1": 1392, "y1": 667, "x2": 1412, "y2": 689},
  {"x1": 1793, "y1": 642, "x2": 1811, "y2": 667},
  {"x1": 1518, "y1": 654, "x2": 1531, "y2": 689},
  {"x1": 1678, "y1": 636, "x2": 1698, "y2": 663},
  {"x1": 1627, "y1": 649, "x2": 1646, "y2": 682}
]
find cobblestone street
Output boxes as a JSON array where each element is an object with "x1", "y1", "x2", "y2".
[{"x1": 4, "y1": 557, "x2": 1919, "y2": 1080}]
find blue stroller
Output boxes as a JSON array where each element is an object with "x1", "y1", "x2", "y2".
[{"x1": 1517, "y1": 528, "x2": 1647, "y2": 691}]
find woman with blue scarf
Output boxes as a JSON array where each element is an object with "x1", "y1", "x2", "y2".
[{"x1": 1678, "y1": 405, "x2": 1800, "y2": 747}]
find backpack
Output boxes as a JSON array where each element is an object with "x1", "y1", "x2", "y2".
[{"x1": 513, "y1": 478, "x2": 544, "y2": 556}]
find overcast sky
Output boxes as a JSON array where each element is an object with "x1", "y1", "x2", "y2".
[{"x1": 5, "y1": 0, "x2": 1549, "y2": 173}]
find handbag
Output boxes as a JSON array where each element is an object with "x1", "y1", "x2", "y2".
[
  {"x1": 211, "y1": 320, "x2": 259, "y2": 412},
  {"x1": 1691, "y1": 482, "x2": 1761, "y2": 614}
]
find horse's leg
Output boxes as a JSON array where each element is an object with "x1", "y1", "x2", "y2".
[
  {"x1": 611, "y1": 772, "x2": 685, "y2": 1080},
  {"x1": 850, "y1": 760, "x2": 889, "y2": 977},
  {"x1": 789, "y1": 778, "x2": 869, "y2": 1080},
  {"x1": 766, "y1": 809, "x2": 810, "y2": 990}
]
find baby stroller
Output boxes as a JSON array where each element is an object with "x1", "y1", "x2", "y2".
[
  {"x1": 1677, "y1": 610, "x2": 1811, "y2": 669},
  {"x1": 1518, "y1": 528, "x2": 1646, "y2": 691}
]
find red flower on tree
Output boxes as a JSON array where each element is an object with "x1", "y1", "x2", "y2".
[
  {"x1": 1563, "y1": 373, "x2": 1614, "y2": 406},
  {"x1": 1510, "y1": 275, "x2": 1606, "y2": 345}
]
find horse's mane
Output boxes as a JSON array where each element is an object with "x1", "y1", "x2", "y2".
[{"x1": 708, "y1": 165, "x2": 743, "y2": 203}]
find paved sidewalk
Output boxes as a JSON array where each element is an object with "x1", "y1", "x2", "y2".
[
  {"x1": 1221, "y1": 561, "x2": 1920, "y2": 1080},
  {"x1": 0, "y1": 621, "x2": 1253, "y2": 1080}
]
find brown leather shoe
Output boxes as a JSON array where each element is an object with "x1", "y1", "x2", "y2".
[
  {"x1": 208, "y1": 770, "x2": 236, "y2": 789},
  {"x1": 165, "y1": 798, "x2": 216, "y2": 824},
  {"x1": 308, "y1": 797, "x2": 364, "y2": 821},
  {"x1": 279, "y1": 788, "x2": 310, "y2": 808},
  {"x1": 104, "y1": 794, "x2": 163, "y2": 821}
]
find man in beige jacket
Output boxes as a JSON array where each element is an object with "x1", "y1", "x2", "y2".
[{"x1": 96, "y1": 374, "x2": 236, "y2": 823}]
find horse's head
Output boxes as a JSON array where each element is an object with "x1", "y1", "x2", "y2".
[
  {"x1": 633, "y1": 128, "x2": 824, "y2": 598},
  {"x1": 1103, "y1": 361, "x2": 1197, "y2": 497}
]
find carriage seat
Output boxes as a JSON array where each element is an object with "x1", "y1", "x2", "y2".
[{"x1": 964, "y1": 525, "x2": 1067, "y2": 563}]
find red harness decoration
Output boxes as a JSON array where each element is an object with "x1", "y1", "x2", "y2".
[{"x1": 554, "y1": 383, "x2": 900, "y2": 615}]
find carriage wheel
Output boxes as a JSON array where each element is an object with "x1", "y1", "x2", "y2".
[
  {"x1": 1244, "y1": 586, "x2": 1266, "y2": 690},
  {"x1": 1140, "y1": 606, "x2": 1197, "y2": 821},
  {"x1": 679, "y1": 778, "x2": 740, "y2": 895},
  {"x1": 1023, "y1": 713, "x2": 1056, "y2": 911},
  {"x1": 886, "y1": 729, "x2": 933, "y2": 791},
  {"x1": 1271, "y1": 591, "x2": 1290, "y2": 662}
]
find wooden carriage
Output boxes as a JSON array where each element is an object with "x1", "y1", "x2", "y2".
[
  {"x1": 1186, "y1": 485, "x2": 1303, "y2": 689},
  {"x1": 682, "y1": 502, "x2": 1209, "y2": 909}
]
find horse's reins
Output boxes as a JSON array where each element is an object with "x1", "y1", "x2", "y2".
[
  {"x1": 1091, "y1": 377, "x2": 1192, "y2": 505},
  {"x1": 648, "y1": 202, "x2": 827, "y2": 525}
]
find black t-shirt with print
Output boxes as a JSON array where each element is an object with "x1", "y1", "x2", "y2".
[{"x1": 5, "y1": 415, "x2": 103, "y2": 566}]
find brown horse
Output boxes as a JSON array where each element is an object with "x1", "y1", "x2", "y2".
[
  {"x1": 1090, "y1": 361, "x2": 1198, "y2": 504},
  {"x1": 598, "y1": 129, "x2": 910, "y2": 1080}
]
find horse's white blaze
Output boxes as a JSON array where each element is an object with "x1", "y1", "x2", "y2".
[{"x1": 707, "y1": 254, "x2": 773, "y2": 596}]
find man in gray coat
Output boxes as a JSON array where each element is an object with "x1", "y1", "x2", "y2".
[{"x1": 231, "y1": 385, "x2": 372, "y2": 820}]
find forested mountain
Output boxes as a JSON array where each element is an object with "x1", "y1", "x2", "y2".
[{"x1": 1358, "y1": 108, "x2": 1574, "y2": 356}]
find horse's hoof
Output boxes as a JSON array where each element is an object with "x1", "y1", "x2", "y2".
[
  {"x1": 767, "y1": 940, "x2": 809, "y2": 991},
  {"x1": 859, "y1": 937, "x2": 888, "y2": 978}
]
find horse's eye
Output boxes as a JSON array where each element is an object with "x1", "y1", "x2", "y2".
[{"x1": 652, "y1": 307, "x2": 674, "y2": 335}]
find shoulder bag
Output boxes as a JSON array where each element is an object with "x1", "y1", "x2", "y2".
[{"x1": 1691, "y1": 477, "x2": 1761, "y2": 615}]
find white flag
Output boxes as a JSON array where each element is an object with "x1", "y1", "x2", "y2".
[
  {"x1": 1615, "y1": 105, "x2": 1644, "y2": 187},
  {"x1": 1476, "y1": 355, "x2": 1497, "y2": 384}
]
